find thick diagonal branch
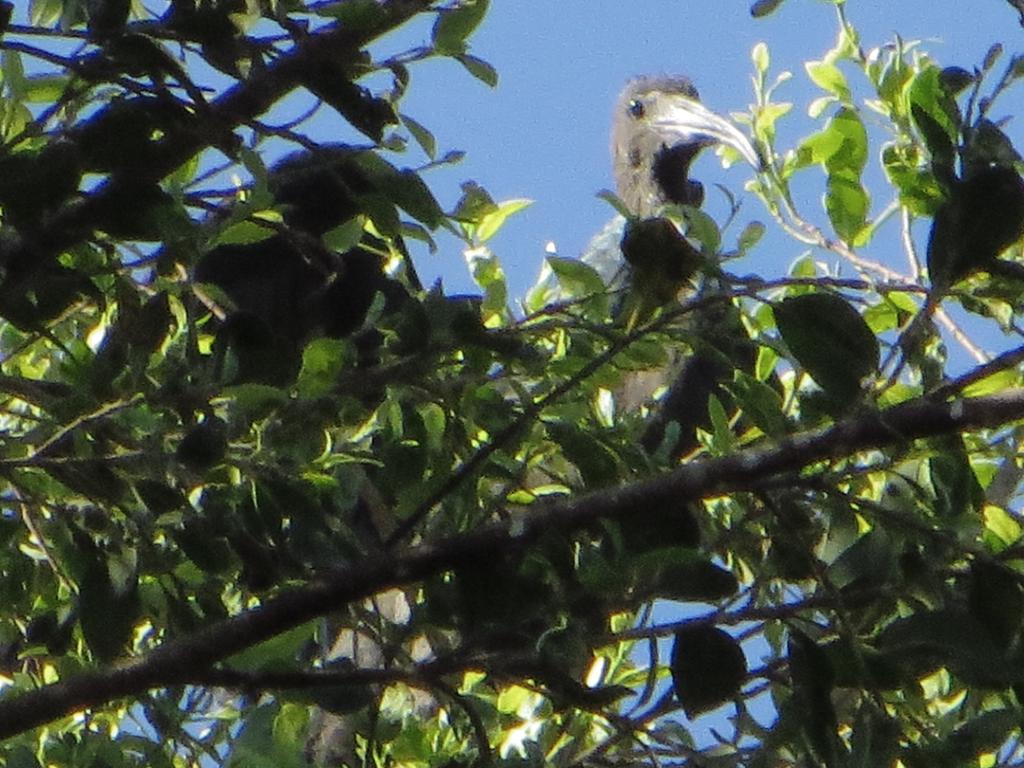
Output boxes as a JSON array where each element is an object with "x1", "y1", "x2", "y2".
[
  {"x1": 2, "y1": 388, "x2": 1023, "y2": 739},
  {"x1": 36, "y1": 0, "x2": 433, "y2": 252}
]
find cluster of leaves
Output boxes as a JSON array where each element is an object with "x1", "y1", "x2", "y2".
[{"x1": 3, "y1": 1, "x2": 1024, "y2": 767}]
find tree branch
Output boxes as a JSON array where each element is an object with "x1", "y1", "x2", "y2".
[
  {"x1": 37, "y1": 0, "x2": 435, "y2": 253},
  {"x1": 3, "y1": 387, "x2": 1024, "y2": 738}
]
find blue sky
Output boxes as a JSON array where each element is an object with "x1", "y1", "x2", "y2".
[{"x1": 372, "y1": 1, "x2": 1024, "y2": 306}]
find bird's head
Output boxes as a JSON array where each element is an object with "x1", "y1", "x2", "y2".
[{"x1": 613, "y1": 75, "x2": 761, "y2": 216}]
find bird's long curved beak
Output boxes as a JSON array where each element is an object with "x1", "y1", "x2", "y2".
[{"x1": 652, "y1": 96, "x2": 763, "y2": 170}]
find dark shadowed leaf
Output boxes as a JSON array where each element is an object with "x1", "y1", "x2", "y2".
[
  {"x1": 455, "y1": 54, "x2": 499, "y2": 87},
  {"x1": 926, "y1": 166, "x2": 1024, "y2": 289},
  {"x1": 938, "y1": 66, "x2": 975, "y2": 95},
  {"x1": 848, "y1": 706, "x2": 901, "y2": 768},
  {"x1": 619, "y1": 492, "x2": 701, "y2": 552},
  {"x1": 314, "y1": 0, "x2": 386, "y2": 28},
  {"x1": 401, "y1": 113, "x2": 437, "y2": 159},
  {"x1": 825, "y1": 528, "x2": 896, "y2": 591},
  {"x1": 927, "y1": 434, "x2": 983, "y2": 518},
  {"x1": 982, "y1": 42, "x2": 1004, "y2": 72},
  {"x1": 671, "y1": 625, "x2": 746, "y2": 717},
  {"x1": 908, "y1": 66, "x2": 960, "y2": 179},
  {"x1": 789, "y1": 629, "x2": 840, "y2": 766},
  {"x1": 78, "y1": 547, "x2": 139, "y2": 663},
  {"x1": 750, "y1": 0, "x2": 785, "y2": 17},
  {"x1": 773, "y1": 293, "x2": 878, "y2": 403},
  {"x1": 877, "y1": 608, "x2": 1022, "y2": 688},
  {"x1": 968, "y1": 559, "x2": 1024, "y2": 650},
  {"x1": 176, "y1": 418, "x2": 228, "y2": 470},
  {"x1": 640, "y1": 552, "x2": 738, "y2": 602},
  {"x1": 546, "y1": 422, "x2": 619, "y2": 487},
  {"x1": 902, "y1": 709, "x2": 1017, "y2": 768}
]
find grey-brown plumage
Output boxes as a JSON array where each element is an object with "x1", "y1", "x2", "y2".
[
  {"x1": 608, "y1": 76, "x2": 760, "y2": 458},
  {"x1": 613, "y1": 75, "x2": 760, "y2": 217}
]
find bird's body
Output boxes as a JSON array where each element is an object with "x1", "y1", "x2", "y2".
[{"x1": 607, "y1": 75, "x2": 760, "y2": 456}]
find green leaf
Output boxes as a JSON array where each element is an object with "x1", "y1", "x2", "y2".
[
  {"x1": 825, "y1": 528, "x2": 895, "y2": 590},
  {"x1": 727, "y1": 372, "x2": 787, "y2": 437},
  {"x1": 683, "y1": 207, "x2": 721, "y2": 253},
  {"x1": 432, "y1": 0, "x2": 489, "y2": 54},
  {"x1": 401, "y1": 112, "x2": 437, "y2": 159},
  {"x1": 808, "y1": 107, "x2": 870, "y2": 242},
  {"x1": 547, "y1": 256, "x2": 606, "y2": 298},
  {"x1": 455, "y1": 53, "x2": 499, "y2": 87},
  {"x1": 546, "y1": 421, "x2": 619, "y2": 487},
  {"x1": 474, "y1": 198, "x2": 532, "y2": 243},
  {"x1": 983, "y1": 504, "x2": 1022, "y2": 551},
  {"x1": 773, "y1": 292, "x2": 878, "y2": 403},
  {"x1": 465, "y1": 248, "x2": 508, "y2": 320},
  {"x1": 907, "y1": 66, "x2": 959, "y2": 171},
  {"x1": 596, "y1": 188, "x2": 633, "y2": 218},
  {"x1": 225, "y1": 702, "x2": 308, "y2": 768},
  {"x1": 751, "y1": 41, "x2": 771, "y2": 72},
  {"x1": 212, "y1": 218, "x2": 278, "y2": 246},
  {"x1": 172, "y1": 517, "x2": 234, "y2": 574},
  {"x1": 963, "y1": 368, "x2": 1021, "y2": 398},
  {"x1": 806, "y1": 60, "x2": 850, "y2": 99},
  {"x1": 23, "y1": 74, "x2": 68, "y2": 103},
  {"x1": 802, "y1": 107, "x2": 867, "y2": 171},
  {"x1": 452, "y1": 180, "x2": 497, "y2": 222},
  {"x1": 223, "y1": 384, "x2": 289, "y2": 421},
  {"x1": 4, "y1": 746, "x2": 41, "y2": 768},
  {"x1": 417, "y1": 401, "x2": 446, "y2": 453},
  {"x1": 322, "y1": 216, "x2": 367, "y2": 253},
  {"x1": 2, "y1": 49, "x2": 25, "y2": 99},
  {"x1": 826, "y1": 170, "x2": 869, "y2": 243},
  {"x1": 296, "y1": 338, "x2": 348, "y2": 399},
  {"x1": 313, "y1": 0, "x2": 386, "y2": 28},
  {"x1": 226, "y1": 622, "x2": 318, "y2": 673},
  {"x1": 737, "y1": 220, "x2": 766, "y2": 255},
  {"x1": 353, "y1": 154, "x2": 445, "y2": 229},
  {"x1": 881, "y1": 143, "x2": 943, "y2": 217}
]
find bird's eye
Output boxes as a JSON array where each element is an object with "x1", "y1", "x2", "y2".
[{"x1": 627, "y1": 99, "x2": 645, "y2": 119}]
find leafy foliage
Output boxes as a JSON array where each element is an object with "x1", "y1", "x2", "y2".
[{"x1": 1, "y1": 2, "x2": 1024, "y2": 768}]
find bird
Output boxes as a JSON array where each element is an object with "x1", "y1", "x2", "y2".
[
  {"x1": 612, "y1": 75, "x2": 760, "y2": 217},
  {"x1": 603, "y1": 75, "x2": 762, "y2": 457}
]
